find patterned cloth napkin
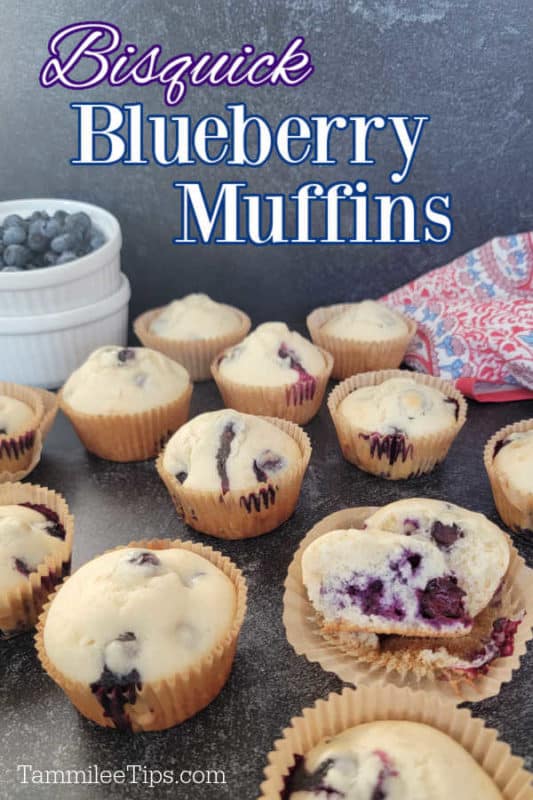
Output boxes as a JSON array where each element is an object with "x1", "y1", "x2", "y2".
[{"x1": 382, "y1": 232, "x2": 533, "y2": 401}]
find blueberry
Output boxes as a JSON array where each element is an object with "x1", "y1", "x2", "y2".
[
  {"x1": 4, "y1": 244, "x2": 30, "y2": 268},
  {"x1": 90, "y1": 231, "x2": 105, "y2": 251},
  {"x1": 53, "y1": 209, "x2": 68, "y2": 225},
  {"x1": 3, "y1": 225, "x2": 27, "y2": 246},
  {"x1": 27, "y1": 228, "x2": 49, "y2": 253},
  {"x1": 128, "y1": 551, "x2": 160, "y2": 567},
  {"x1": 65, "y1": 211, "x2": 91, "y2": 236},
  {"x1": 430, "y1": 521, "x2": 463, "y2": 549},
  {"x1": 56, "y1": 251, "x2": 77, "y2": 264},
  {"x1": 117, "y1": 348, "x2": 135, "y2": 364},
  {"x1": 43, "y1": 251, "x2": 58, "y2": 266},
  {"x1": 43, "y1": 218, "x2": 62, "y2": 239},
  {"x1": 50, "y1": 233, "x2": 77, "y2": 254},
  {"x1": 419, "y1": 576, "x2": 466, "y2": 621},
  {"x1": 13, "y1": 557, "x2": 33, "y2": 577},
  {"x1": 3, "y1": 214, "x2": 24, "y2": 228}
]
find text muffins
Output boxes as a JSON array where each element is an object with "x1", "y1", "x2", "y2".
[
  {"x1": 307, "y1": 300, "x2": 416, "y2": 379},
  {"x1": 260, "y1": 686, "x2": 533, "y2": 800},
  {"x1": 59, "y1": 345, "x2": 193, "y2": 462},
  {"x1": 157, "y1": 409, "x2": 311, "y2": 539},
  {"x1": 212, "y1": 322, "x2": 333, "y2": 425},
  {"x1": 35, "y1": 539, "x2": 247, "y2": 732},
  {"x1": 485, "y1": 419, "x2": 533, "y2": 532},
  {"x1": 134, "y1": 293, "x2": 251, "y2": 381},
  {"x1": 284, "y1": 500, "x2": 532, "y2": 701},
  {"x1": 0, "y1": 382, "x2": 45, "y2": 478},
  {"x1": 328, "y1": 369, "x2": 467, "y2": 479},
  {"x1": 0, "y1": 481, "x2": 74, "y2": 637}
]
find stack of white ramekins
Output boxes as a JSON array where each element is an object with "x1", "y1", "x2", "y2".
[{"x1": 0, "y1": 199, "x2": 130, "y2": 388}]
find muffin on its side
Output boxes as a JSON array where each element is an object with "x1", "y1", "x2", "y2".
[
  {"x1": 36, "y1": 539, "x2": 246, "y2": 732},
  {"x1": 212, "y1": 322, "x2": 333, "y2": 424},
  {"x1": 134, "y1": 293, "x2": 251, "y2": 381},
  {"x1": 328, "y1": 370, "x2": 467, "y2": 479},
  {"x1": 298, "y1": 499, "x2": 523, "y2": 687},
  {"x1": 281, "y1": 720, "x2": 503, "y2": 799},
  {"x1": 60, "y1": 346, "x2": 192, "y2": 462},
  {"x1": 485, "y1": 419, "x2": 533, "y2": 532},
  {"x1": 307, "y1": 300, "x2": 416, "y2": 379},
  {"x1": 157, "y1": 409, "x2": 311, "y2": 539},
  {"x1": 0, "y1": 481, "x2": 74, "y2": 637}
]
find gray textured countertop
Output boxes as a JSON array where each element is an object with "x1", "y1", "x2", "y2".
[{"x1": 1, "y1": 382, "x2": 533, "y2": 799}]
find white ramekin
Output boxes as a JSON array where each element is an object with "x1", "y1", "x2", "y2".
[
  {"x1": 0, "y1": 274, "x2": 131, "y2": 388},
  {"x1": 0, "y1": 198, "x2": 122, "y2": 316}
]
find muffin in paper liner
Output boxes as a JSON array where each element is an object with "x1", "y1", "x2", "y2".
[
  {"x1": 211, "y1": 347, "x2": 334, "y2": 426},
  {"x1": 0, "y1": 481, "x2": 74, "y2": 637},
  {"x1": 35, "y1": 538, "x2": 247, "y2": 732},
  {"x1": 306, "y1": 302, "x2": 417, "y2": 380},
  {"x1": 156, "y1": 417, "x2": 312, "y2": 540},
  {"x1": 484, "y1": 419, "x2": 533, "y2": 533},
  {"x1": 0, "y1": 382, "x2": 45, "y2": 479},
  {"x1": 259, "y1": 684, "x2": 533, "y2": 800},
  {"x1": 133, "y1": 305, "x2": 252, "y2": 381},
  {"x1": 328, "y1": 369, "x2": 467, "y2": 479},
  {"x1": 283, "y1": 506, "x2": 533, "y2": 704},
  {"x1": 59, "y1": 381, "x2": 193, "y2": 463}
]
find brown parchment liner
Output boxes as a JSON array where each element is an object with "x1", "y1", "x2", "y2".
[
  {"x1": 0, "y1": 481, "x2": 74, "y2": 636},
  {"x1": 259, "y1": 685, "x2": 533, "y2": 800},
  {"x1": 35, "y1": 538, "x2": 247, "y2": 732},
  {"x1": 328, "y1": 369, "x2": 467, "y2": 479},
  {"x1": 157, "y1": 417, "x2": 312, "y2": 539},
  {"x1": 133, "y1": 305, "x2": 252, "y2": 381},
  {"x1": 283, "y1": 506, "x2": 533, "y2": 704},
  {"x1": 0, "y1": 382, "x2": 45, "y2": 480},
  {"x1": 59, "y1": 382, "x2": 193, "y2": 463},
  {"x1": 211, "y1": 347, "x2": 334, "y2": 425},
  {"x1": 484, "y1": 418, "x2": 533, "y2": 533},
  {"x1": 307, "y1": 302, "x2": 417, "y2": 379}
]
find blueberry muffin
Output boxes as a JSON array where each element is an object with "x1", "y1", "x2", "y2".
[
  {"x1": 36, "y1": 540, "x2": 246, "y2": 732},
  {"x1": 307, "y1": 300, "x2": 416, "y2": 379},
  {"x1": 60, "y1": 346, "x2": 192, "y2": 462},
  {"x1": 485, "y1": 419, "x2": 533, "y2": 532},
  {"x1": 328, "y1": 370, "x2": 467, "y2": 479},
  {"x1": 281, "y1": 720, "x2": 502, "y2": 799},
  {"x1": 134, "y1": 293, "x2": 251, "y2": 381},
  {"x1": 212, "y1": 323, "x2": 333, "y2": 424},
  {"x1": 0, "y1": 384, "x2": 45, "y2": 476},
  {"x1": 157, "y1": 409, "x2": 311, "y2": 539},
  {"x1": 297, "y1": 499, "x2": 524, "y2": 687},
  {"x1": 0, "y1": 482, "x2": 73, "y2": 637}
]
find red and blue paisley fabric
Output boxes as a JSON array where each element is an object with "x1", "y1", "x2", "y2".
[{"x1": 383, "y1": 232, "x2": 533, "y2": 401}]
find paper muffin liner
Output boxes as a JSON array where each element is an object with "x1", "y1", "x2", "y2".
[
  {"x1": 259, "y1": 685, "x2": 533, "y2": 800},
  {"x1": 307, "y1": 303, "x2": 417, "y2": 380},
  {"x1": 484, "y1": 419, "x2": 533, "y2": 532},
  {"x1": 0, "y1": 382, "x2": 45, "y2": 480},
  {"x1": 0, "y1": 481, "x2": 74, "y2": 637},
  {"x1": 211, "y1": 347, "x2": 334, "y2": 426},
  {"x1": 35, "y1": 538, "x2": 247, "y2": 732},
  {"x1": 283, "y1": 506, "x2": 533, "y2": 704},
  {"x1": 328, "y1": 369, "x2": 467, "y2": 479},
  {"x1": 31, "y1": 387, "x2": 59, "y2": 440},
  {"x1": 59, "y1": 382, "x2": 193, "y2": 462},
  {"x1": 157, "y1": 417, "x2": 312, "y2": 539},
  {"x1": 133, "y1": 305, "x2": 252, "y2": 381}
]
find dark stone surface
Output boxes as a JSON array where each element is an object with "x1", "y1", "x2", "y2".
[{"x1": 1, "y1": 384, "x2": 532, "y2": 798}]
